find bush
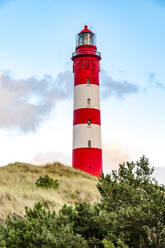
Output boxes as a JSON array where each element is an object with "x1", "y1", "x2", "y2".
[
  {"x1": 97, "y1": 156, "x2": 165, "y2": 248},
  {"x1": 35, "y1": 175, "x2": 59, "y2": 190},
  {"x1": 0, "y1": 157, "x2": 165, "y2": 248},
  {"x1": 0, "y1": 202, "x2": 88, "y2": 248}
]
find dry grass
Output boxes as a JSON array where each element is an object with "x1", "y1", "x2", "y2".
[{"x1": 0, "y1": 162, "x2": 100, "y2": 221}]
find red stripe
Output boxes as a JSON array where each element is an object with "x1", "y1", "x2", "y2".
[
  {"x1": 73, "y1": 59, "x2": 100, "y2": 86},
  {"x1": 73, "y1": 108, "x2": 101, "y2": 125},
  {"x1": 74, "y1": 72, "x2": 99, "y2": 86},
  {"x1": 72, "y1": 148, "x2": 102, "y2": 177}
]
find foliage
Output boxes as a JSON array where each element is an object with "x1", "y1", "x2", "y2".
[
  {"x1": 97, "y1": 156, "x2": 165, "y2": 247},
  {"x1": 35, "y1": 175, "x2": 59, "y2": 190},
  {"x1": 0, "y1": 156, "x2": 165, "y2": 247},
  {"x1": 58, "y1": 202, "x2": 106, "y2": 247},
  {"x1": 0, "y1": 202, "x2": 88, "y2": 248}
]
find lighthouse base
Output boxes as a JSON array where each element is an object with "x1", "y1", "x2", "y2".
[{"x1": 72, "y1": 148, "x2": 102, "y2": 177}]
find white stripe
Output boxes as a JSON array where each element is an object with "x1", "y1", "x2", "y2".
[
  {"x1": 74, "y1": 84, "x2": 100, "y2": 110},
  {"x1": 73, "y1": 124, "x2": 102, "y2": 149}
]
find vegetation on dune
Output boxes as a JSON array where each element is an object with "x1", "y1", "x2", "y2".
[
  {"x1": 35, "y1": 175, "x2": 59, "y2": 190},
  {"x1": 0, "y1": 156, "x2": 165, "y2": 247},
  {"x1": 0, "y1": 162, "x2": 100, "y2": 221}
]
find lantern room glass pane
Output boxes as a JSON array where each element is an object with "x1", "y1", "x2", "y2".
[{"x1": 77, "y1": 32, "x2": 96, "y2": 46}]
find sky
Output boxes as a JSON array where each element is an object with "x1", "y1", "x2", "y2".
[{"x1": 0, "y1": 0, "x2": 165, "y2": 182}]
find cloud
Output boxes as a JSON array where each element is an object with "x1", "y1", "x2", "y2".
[
  {"x1": 148, "y1": 72, "x2": 165, "y2": 89},
  {"x1": 103, "y1": 142, "x2": 133, "y2": 172},
  {"x1": 100, "y1": 70, "x2": 138, "y2": 99},
  {"x1": 33, "y1": 151, "x2": 71, "y2": 166},
  {"x1": 0, "y1": 70, "x2": 138, "y2": 132},
  {"x1": 148, "y1": 72, "x2": 155, "y2": 82},
  {"x1": 0, "y1": 71, "x2": 73, "y2": 131},
  {"x1": 155, "y1": 82, "x2": 165, "y2": 89}
]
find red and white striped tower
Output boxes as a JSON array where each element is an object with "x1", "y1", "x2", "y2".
[{"x1": 72, "y1": 25, "x2": 102, "y2": 177}]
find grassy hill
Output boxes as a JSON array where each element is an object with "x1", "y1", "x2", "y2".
[{"x1": 0, "y1": 162, "x2": 100, "y2": 221}]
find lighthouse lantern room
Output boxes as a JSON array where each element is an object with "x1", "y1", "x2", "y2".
[{"x1": 72, "y1": 25, "x2": 102, "y2": 177}]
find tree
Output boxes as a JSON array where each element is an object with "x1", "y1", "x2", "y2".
[
  {"x1": 0, "y1": 202, "x2": 88, "y2": 248},
  {"x1": 97, "y1": 156, "x2": 165, "y2": 248},
  {"x1": 58, "y1": 202, "x2": 106, "y2": 247}
]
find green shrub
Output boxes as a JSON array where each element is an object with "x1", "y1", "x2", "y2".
[
  {"x1": 35, "y1": 175, "x2": 59, "y2": 190},
  {"x1": 0, "y1": 157, "x2": 165, "y2": 248},
  {"x1": 0, "y1": 202, "x2": 88, "y2": 248}
]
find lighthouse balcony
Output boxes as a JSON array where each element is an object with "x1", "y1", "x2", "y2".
[{"x1": 72, "y1": 51, "x2": 101, "y2": 57}]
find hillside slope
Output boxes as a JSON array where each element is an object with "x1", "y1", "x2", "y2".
[{"x1": 0, "y1": 162, "x2": 100, "y2": 221}]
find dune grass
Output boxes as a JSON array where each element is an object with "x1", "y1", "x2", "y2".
[{"x1": 0, "y1": 162, "x2": 100, "y2": 221}]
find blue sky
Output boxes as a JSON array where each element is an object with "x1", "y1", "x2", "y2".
[
  {"x1": 0, "y1": 0, "x2": 165, "y2": 79},
  {"x1": 0, "y1": 0, "x2": 165, "y2": 181}
]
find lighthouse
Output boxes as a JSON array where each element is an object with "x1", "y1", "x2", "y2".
[{"x1": 72, "y1": 25, "x2": 102, "y2": 177}]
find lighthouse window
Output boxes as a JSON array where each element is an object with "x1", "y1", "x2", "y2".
[
  {"x1": 87, "y1": 78, "x2": 90, "y2": 85},
  {"x1": 87, "y1": 98, "x2": 91, "y2": 105},
  {"x1": 88, "y1": 140, "x2": 91, "y2": 147},
  {"x1": 88, "y1": 120, "x2": 91, "y2": 126}
]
